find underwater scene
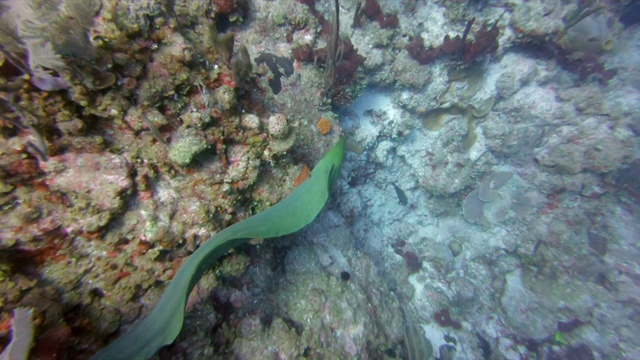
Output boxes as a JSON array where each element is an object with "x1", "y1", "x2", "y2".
[{"x1": 1, "y1": 0, "x2": 639, "y2": 359}]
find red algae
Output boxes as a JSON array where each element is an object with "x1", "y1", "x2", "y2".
[
  {"x1": 402, "y1": 251, "x2": 422, "y2": 274},
  {"x1": 433, "y1": 308, "x2": 462, "y2": 330}
]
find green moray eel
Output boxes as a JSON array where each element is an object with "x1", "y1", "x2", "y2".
[{"x1": 92, "y1": 139, "x2": 345, "y2": 360}]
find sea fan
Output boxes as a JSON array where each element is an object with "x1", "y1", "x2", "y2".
[
  {"x1": 0, "y1": 0, "x2": 64, "y2": 78},
  {"x1": 0, "y1": 8, "x2": 22, "y2": 53},
  {"x1": 0, "y1": 0, "x2": 99, "y2": 78},
  {"x1": 0, "y1": 308, "x2": 35, "y2": 360}
]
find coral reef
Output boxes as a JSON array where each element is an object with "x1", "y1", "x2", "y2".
[
  {"x1": 0, "y1": 0, "x2": 639, "y2": 359},
  {"x1": 291, "y1": 38, "x2": 366, "y2": 102},
  {"x1": 40, "y1": 153, "x2": 133, "y2": 233},
  {"x1": 532, "y1": 117, "x2": 634, "y2": 174},
  {"x1": 0, "y1": 0, "x2": 313, "y2": 356},
  {"x1": 514, "y1": 35, "x2": 616, "y2": 83},
  {"x1": 510, "y1": 0, "x2": 621, "y2": 83},
  {"x1": 292, "y1": 0, "x2": 366, "y2": 106}
]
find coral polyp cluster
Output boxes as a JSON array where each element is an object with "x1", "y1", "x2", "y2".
[{"x1": 315, "y1": 117, "x2": 331, "y2": 135}]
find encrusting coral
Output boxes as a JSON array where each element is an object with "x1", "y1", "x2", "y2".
[
  {"x1": 316, "y1": 117, "x2": 332, "y2": 135},
  {"x1": 292, "y1": 163, "x2": 310, "y2": 188}
]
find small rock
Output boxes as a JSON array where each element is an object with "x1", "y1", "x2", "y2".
[
  {"x1": 241, "y1": 113, "x2": 261, "y2": 130},
  {"x1": 448, "y1": 241, "x2": 463, "y2": 257},
  {"x1": 213, "y1": 85, "x2": 236, "y2": 111},
  {"x1": 501, "y1": 269, "x2": 556, "y2": 340},
  {"x1": 270, "y1": 131, "x2": 296, "y2": 154},
  {"x1": 496, "y1": 54, "x2": 538, "y2": 98},
  {"x1": 40, "y1": 153, "x2": 133, "y2": 232},
  {"x1": 56, "y1": 118, "x2": 86, "y2": 136},
  {"x1": 168, "y1": 129, "x2": 209, "y2": 165},
  {"x1": 179, "y1": 112, "x2": 205, "y2": 128}
]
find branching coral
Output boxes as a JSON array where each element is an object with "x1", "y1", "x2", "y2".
[
  {"x1": 292, "y1": 39, "x2": 366, "y2": 88},
  {"x1": 293, "y1": 0, "x2": 366, "y2": 104}
]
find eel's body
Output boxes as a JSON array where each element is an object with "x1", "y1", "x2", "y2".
[{"x1": 92, "y1": 139, "x2": 345, "y2": 360}]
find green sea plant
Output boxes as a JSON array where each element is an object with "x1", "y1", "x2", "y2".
[
  {"x1": 554, "y1": 331, "x2": 569, "y2": 346},
  {"x1": 92, "y1": 139, "x2": 346, "y2": 360}
]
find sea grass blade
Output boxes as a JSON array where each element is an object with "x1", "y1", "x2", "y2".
[{"x1": 92, "y1": 139, "x2": 345, "y2": 360}]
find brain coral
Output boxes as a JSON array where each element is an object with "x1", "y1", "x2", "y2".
[{"x1": 268, "y1": 113, "x2": 288, "y2": 138}]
